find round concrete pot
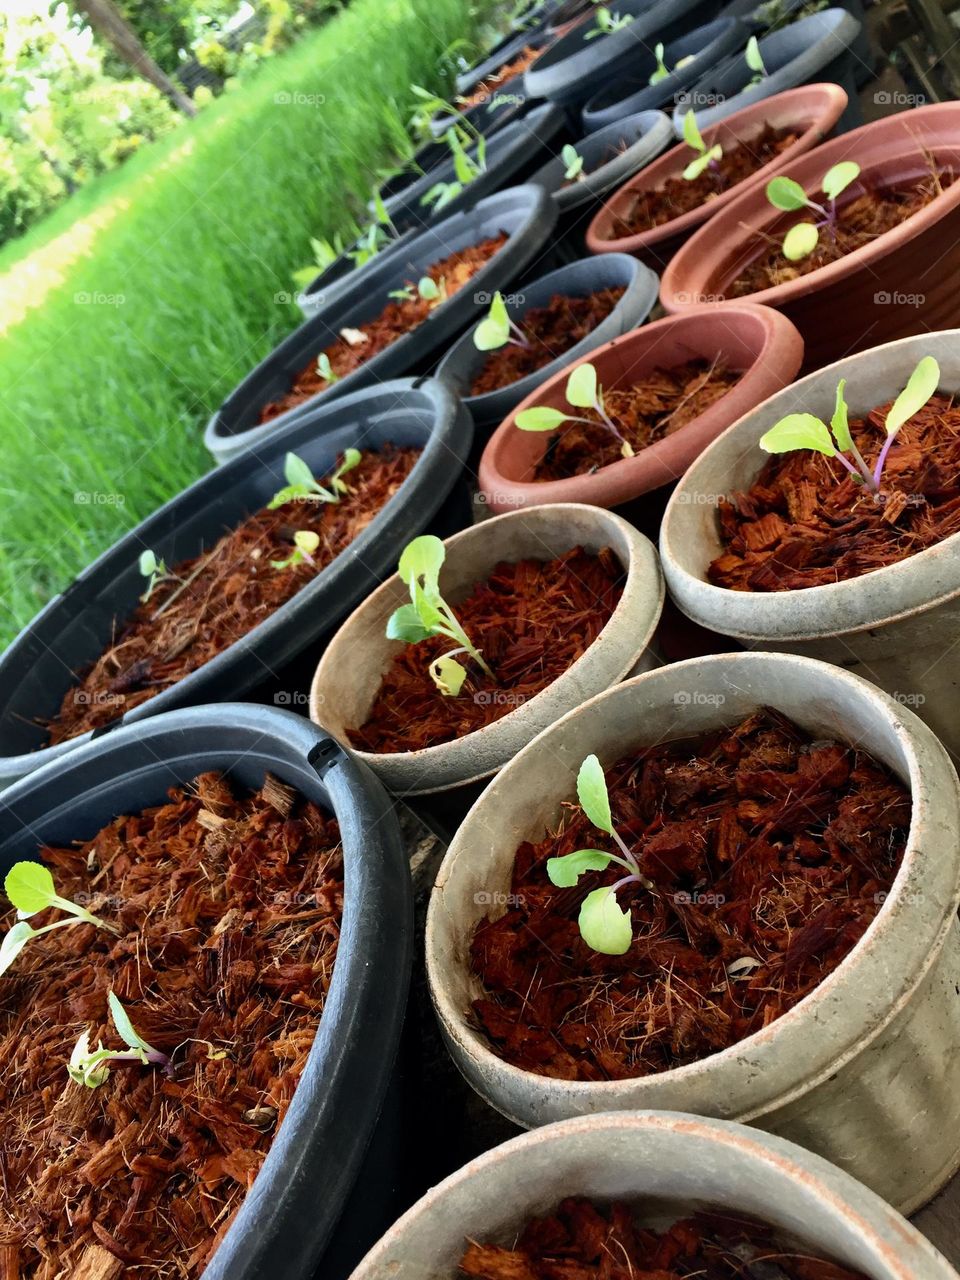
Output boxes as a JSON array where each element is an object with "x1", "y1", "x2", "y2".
[
  {"x1": 660, "y1": 104, "x2": 960, "y2": 370},
  {"x1": 348, "y1": 1112, "x2": 960, "y2": 1280},
  {"x1": 426, "y1": 651, "x2": 960, "y2": 1214},
  {"x1": 309, "y1": 504, "x2": 664, "y2": 797},
  {"x1": 672, "y1": 8, "x2": 863, "y2": 137},
  {"x1": 585, "y1": 83, "x2": 847, "y2": 271},
  {"x1": 435, "y1": 253, "x2": 660, "y2": 439},
  {"x1": 478, "y1": 303, "x2": 803, "y2": 513},
  {"x1": 660, "y1": 329, "x2": 960, "y2": 771},
  {"x1": 581, "y1": 16, "x2": 747, "y2": 133}
]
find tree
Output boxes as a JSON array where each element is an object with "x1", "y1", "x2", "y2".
[{"x1": 71, "y1": 0, "x2": 196, "y2": 115}]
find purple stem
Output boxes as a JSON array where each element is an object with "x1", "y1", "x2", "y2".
[{"x1": 873, "y1": 432, "x2": 897, "y2": 489}]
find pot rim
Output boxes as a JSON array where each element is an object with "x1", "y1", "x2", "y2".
[
  {"x1": 426, "y1": 652, "x2": 960, "y2": 1120},
  {"x1": 477, "y1": 303, "x2": 803, "y2": 509},
  {"x1": 585, "y1": 82, "x2": 849, "y2": 253},
  {"x1": 308, "y1": 502, "x2": 664, "y2": 792},
  {"x1": 660, "y1": 101, "x2": 960, "y2": 309}
]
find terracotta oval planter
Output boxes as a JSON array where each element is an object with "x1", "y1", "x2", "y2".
[
  {"x1": 477, "y1": 303, "x2": 803, "y2": 513},
  {"x1": 348, "y1": 1113, "x2": 960, "y2": 1280},
  {"x1": 308, "y1": 504, "x2": 663, "y2": 796},
  {"x1": 660, "y1": 103, "x2": 960, "y2": 370},
  {"x1": 585, "y1": 83, "x2": 848, "y2": 269},
  {"x1": 426, "y1": 651, "x2": 960, "y2": 1214},
  {"x1": 659, "y1": 328, "x2": 960, "y2": 765}
]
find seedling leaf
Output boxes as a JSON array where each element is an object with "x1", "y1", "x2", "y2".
[
  {"x1": 822, "y1": 160, "x2": 860, "y2": 201},
  {"x1": 108, "y1": 990, "x2": 156, "y2": 1054},
  {"x1": 577, "y1": 754, "x2": 613, "y2": 835},
  {"x1": 284, "y1": 453, "x2": 315, "y2": 490},
  {"x1": 398, "y1": 534, "x2": 445, "y2": 593},
  {"x1": 682, "y1": 109, "x2": 705, "y2": 152},
  {"x1": 473, "y1": 291, "x2": 511, "y2": 351},
  {"x1": 418, "y1": 276, "x2": 440, "y2": 300},
  {"x1": 648, "y1": 41, "x2": 668, "y2": 84},
  {"x1": 578, "y1": 886, "x2": 632, "y2": 955},
  {"x1": 515, "y1": 406, "x2": 570, "y2": 432},
  {"x1": 766, "y1": 176, "x2": 808, "y2": 211},
  {"x1": 5, "y1": 862, "x2": 56, "y2": 916},
  {"x1": 139, "y1": 550, "x2": 158, "y2": 577},
  {"x1": 566, "y1": 363, "x2": 598, "y2": 409},
  {"x1": 0, "y1": 921, "x2": 33, "y2": 977},
  {"x1": 783, "y1": 221, "x2": 819, "y2": 260},
  {"x1": 547, "y1": 849, "x2": 615, "y2": 887},
  {"x1": 759, "y1": 413, "x2": 836, "y2": 456},
  {"x1": 430, "y1": 654, "x2": 468, "y2": 697},
  {"x1": 885, "y1": 356, "x2": 940, "y2": 436},
  {"x1": 745, "y1": 34, "x2": 766, "y2": 73},
  {"x1": 682, "y1": 145, "x2": 721, "y2": 181},
  {"x1": 386, "y1": 602, "x2": 433, "y2": 643},
  {"x1": 830, "y1": 378, "x2": 852, "y2": 451}
]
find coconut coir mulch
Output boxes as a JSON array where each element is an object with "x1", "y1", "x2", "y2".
[
  {"x1": 45, "y1": 446, "x2": 420, "y2": 745},
  {"x1": 260, "y1": 234, "x2": 508, "y2": 423},
  {"x1": 710, "y1": 392, "x2": 960, "y2": 590},
  {"x1": 349, "y1": 547, "x2": 625, "y2": 754},
  {"x1": 607, "y1": 124, "x2": 800, "y2": 236},
  {"x1": 729, "y1": 167, "x2": 955, "y2": 295},
  {"x1": 0, "y1": 771, "x2": 343, "y2": 1278},
  {"x1": 469, "y1": 288, "x2": 627, "y2": 396},
  {"x1": 532, "y1": 359, "x2": 740, "y2": 482},
  {"x1": 460, "y1": 1198, "x2": 868, "y2": 1280},
  {"x1": 471, "y1": 708, "x2": 909, "y2": 1081},
  {"x1": 458, "y1": 46, "x2": 541, "y2": 109}
]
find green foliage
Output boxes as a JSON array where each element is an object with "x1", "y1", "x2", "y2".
[
  {"x1": 515, "y1": 363, "x2": 635, "y2": 458},
  {"x1": 0, "y1": 861, "x2": 116, "y2": 977},
  {"x1": 681, "y1": 110, "x2": 722, "y2": 181},
  {"x1": 765, "y1": 161, "x2": 861, "y2": 260},
  {"x1": 68, "y1": 989, "x2": 168, "y2": 1089},
  {"x1": 268, "y1": 449, "x2": 360, "y2": 508}
]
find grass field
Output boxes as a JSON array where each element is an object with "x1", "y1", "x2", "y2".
[{"x1": 0, "y1": 0, "x2": 494, "y2": 646}]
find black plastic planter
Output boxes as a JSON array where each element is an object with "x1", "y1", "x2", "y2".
[
  {"x1": 381, "y1": 104, "x2": 567, "y2": 234},
  {"x1": 0, "y1": 378, "x2": 472, "y2": 788},
  {"x1": 206, "y1": 185, "x2": 558, "y2": 448},
  {"x1": 672, "y1": 8, "x2": 863, "y2": 134},
  {"x1": 580, "y1": 17, "x2": 747, "y2": 132},
  {"x1": 719, "y1": 0, "x2": 873, "y2": 85},
  {"x1": 434, "y1": 253, "x2": 659, "y2": 439},
  {"x1": 529, "y1": 110, "x2": 674, "y2": 250},
  {"x1": 524, "y1": 0, "x2": 726, "y2": 107},
  {"x1": 0, "y1": 703, "x2": 413, "y2": 1280}
]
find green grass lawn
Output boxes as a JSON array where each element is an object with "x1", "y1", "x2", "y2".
[{"x1": 0, "y1": 0, "x2": 496, "y2": 646}]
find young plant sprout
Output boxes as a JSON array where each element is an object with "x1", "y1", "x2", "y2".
[
  {"x1": 562, "y1": 143, "x2": 585, "y2": 181},
  {"x1": 0, "y1": 861, "x2": 118, "y2": 978},
  {"x1": 681, "y1": 110, "x2": 722, "y2": 181},
  {"x1": 409, "y1": 86, "x2": 488, "y2": 211},
  {"x1": 268, "y1": 449, "x2": 361, "y2": 509},
  {"x1": 515, "y1": 362, "x2": 636, "y2": 458},
  {"x1": 271, "y1": 530, "x2": 320, "y2": 572},
  {"x1": 391, "y1": 276, "x2": 448, "y2": 306},
  {"x1": 759, "y1": 356, "x2": 940, "y2": 494},
  {"x1": 648, "y1": 42, "x2": 669, "y2": 84},
  {"x1": 139, "y1": 549, "x2": 171, "y2": 602},
  {"x1": 385, "y1": 534, "x2": 494, "y2": 697},
  {"x1": 473, "y1": 290, "x2": 531, "y2": 352},
  {"x1": 745, "y1": 34, "x2": 767, "y2": 84},
  {"x1": 316, "y1": 352, "x2": 339, "y2": 385},
  {"x1": 765, "y1": 161, "x2": 861, "y2": 260},
  {"x1": 585, "y1": 4, "x2": 635, "y2": 38},
  {"x1": 546, "y1": 755, "x2": 655, "y2": 955},
  {"x1": 68, "y1": 990, "x2": 170, "y2": 1088}
]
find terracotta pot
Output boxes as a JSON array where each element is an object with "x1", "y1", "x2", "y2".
[
  {"x1": 425, "y1": 651, "x2": 960, "y2": 1214},
  {"x1": 308, "y1": 503, "x2": 663, "y2": 796},
  {"x1": 585, "y1": 83, "x2": 848, "y2": 270},
  {"x1": 659, "y1": 328, "x2": 960, "y2": 770},
  {"x1": 477, "y1": 303, "x2": 803, "y2": 514},
  {"x1": 348, "y1": 1113, "x2": 960, "y2": 1280},
  {"x1": 660, "y1": 102, "x2": 960, "y2": 370}
]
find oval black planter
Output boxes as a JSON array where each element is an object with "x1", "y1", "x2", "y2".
[
  {"x1": 434, "y1": 253, "x2": 659, "y2": 438},
  {"x1": 672, "y1": 7, "x2": 863, "y2": 134},
  {"x1": 529, "y1": 110, "x2": 674, "y2": 251},
  {"x1": 206, "y1": 185, "x2": 558, "y2": 450},
  {"x1": 580, "y1": 16, "x2": 747, "y2": 132},
  {"x1": 0, "y1": 378, "x2": 472, "y2": 787},
  {"x1": 380, "y1": 104, "x2": 567, "y2": 234},
  {"x1": 524, "y1": 0, "x2": 726, "y2": 107},
  {"x1": 297, "y1": 227, "x2": 418, "y2": 320},
  {"x1": 719, "y1": 0, "x2": 873, "y2": 85},
  {"x1": 0, "y1": 703, "x2": 412, "y2": 1280}
]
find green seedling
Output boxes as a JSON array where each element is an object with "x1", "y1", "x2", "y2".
[
  {"x1": 545, "y1": 755, "x2": 655, "y2": 955},
  {"x1": 68, "y1": 990, "x2": 170, "y2": 1088},
  {"x1": 0, "y1": 861, "x2": 118, "y2": 978},
  {"x1": 268, "y1": 450, "x2": 361, "y2": 509},
  {"x1": 292, "y1": 234, "x2": 344, "y2": 290},
  {"x1": 759, "y1": 356, "x2": 940, "y2": 493},
  {"x1": 648, "y1": 41, "x2": 670, "y2": 83},
  {"x1": 515, "y1": 362, "x2": 635, "y2": 458},
  {"x1": 765, "y1": 161, "x2": 861, "y2": 260},
  {"x1": 562, "y1": 143, "x2": 585, "y2": 181},
  {"x1": 410, "y1": 86, "x2": 488, "y2": 211},
  {"x1": 585, "y1": 4, "x2": 635, "y2": 38},
  {"x1": 138, "y1": 549, "x2": 176, "y2": 603},
  {"x1": 473, "y1": 290, "x2": 531, "y2": 352},
  {"x1": 385, "y1": 534, "x2": 494, "y2": 697},
  {"x1": 745, "y1": 35, "x2": 767, "y2": 84},
  {"x1": 271, "y1": 529, "x2": 321, "y2": 571},
  {"x1": 390, "y1": 275, "x2": 447, "y2": 306},
  {"x1": 681, "y1": 109, "x2": 722, "y2": 180},
  {"x1": 316, "y1": 353, "x2": 339, "y2": 385}
]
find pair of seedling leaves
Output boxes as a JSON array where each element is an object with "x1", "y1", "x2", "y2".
[
  {"x1": 0, "y1": 861, "x2": 168, "y2": 1088},
  {"x1": 514, "y1": 362, "x2": 636, "y2": 458},
  {"x1": 294, "y1": 188, "x2": 398, "y2": 291},
  {"x1": 651, "y1": 33, "x2": 763, "y2": 87},
  {"x1": 765, "y1": 160, "x2": 861, "y2": 261},
  {"x1": 586, "y1": 1, "x2": 634, "y2": 39},
  {"x1": 385, "y1": 534, "x2": 493, "y2": 698},
  {"x1": 138, "y1": 449, "x2": 361, "y2": 595},
  {"x1": 759, "y1": 355, "x2": 940, "y2": 491}
]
